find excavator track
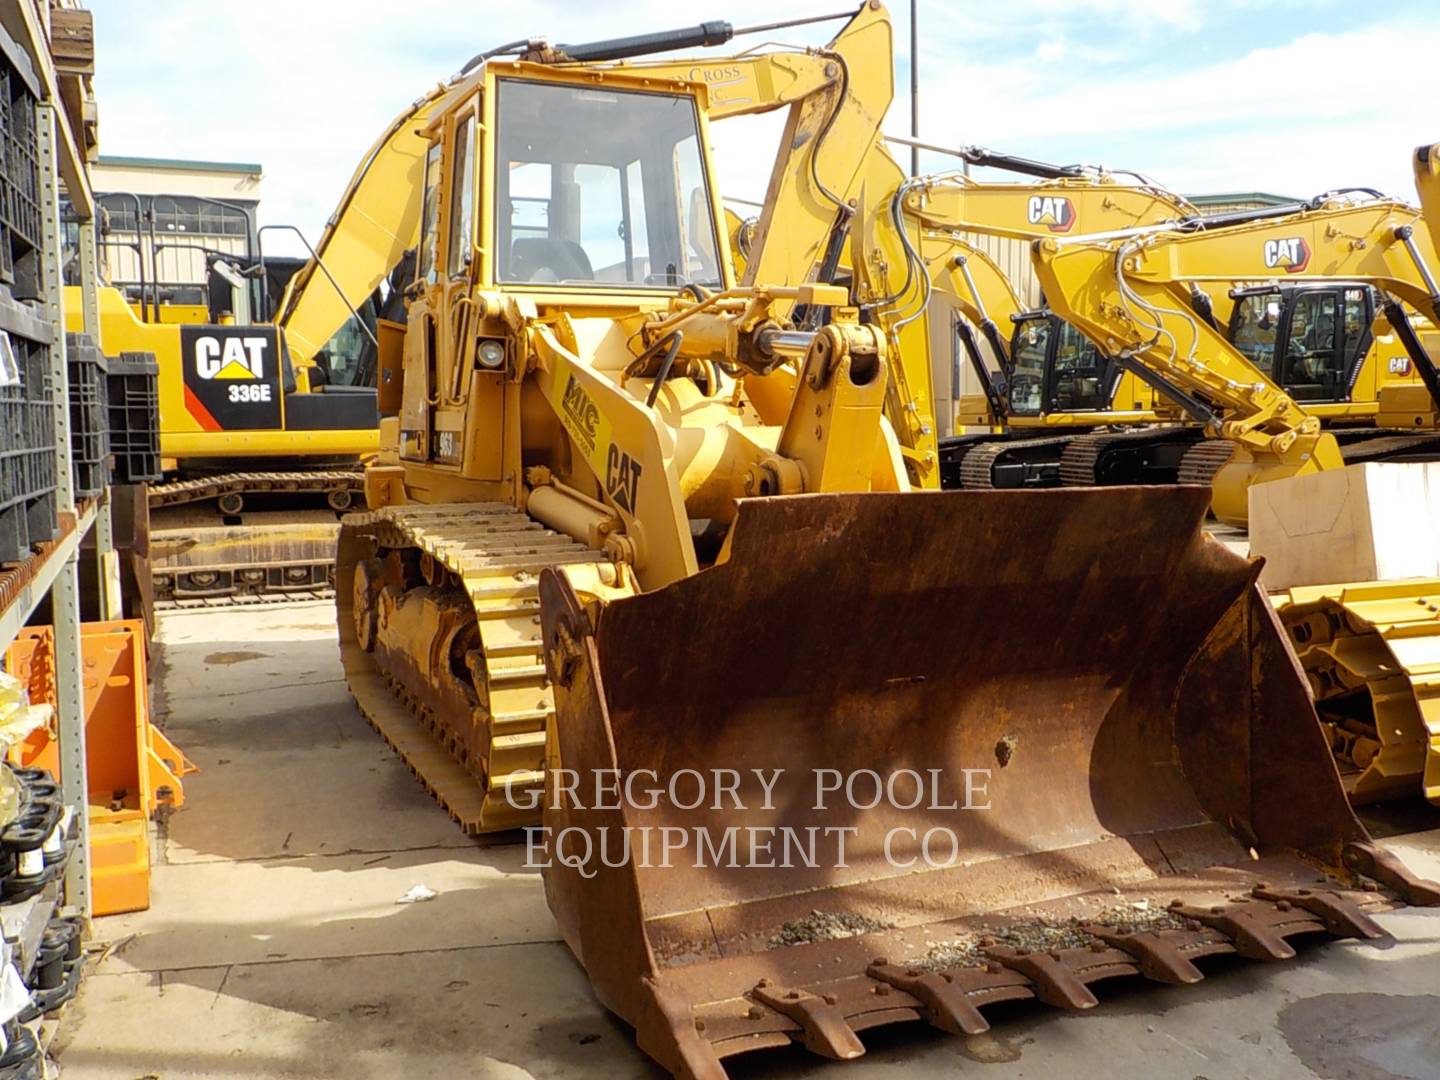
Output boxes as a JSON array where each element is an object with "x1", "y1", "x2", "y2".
[
  {"x1": 335, "y1": 502, "x2": 620, "y2": 833},
  {"x1": 150, "y1": 468, "x2": 365, "y2": 512},
  {"x1": 1176, "y1": 439, "x2": 1236, "y2": 487},
  {"x1": 1057, "y1": 428, "x2": 1204, "y2": 486},
  {"x1": 1337, "y1": 431, "x2": 1440, "y2": 466},
  {"x1": 149, "y1": 469, "x2": 367, "y2": 608},
  {"x1": 1275, "y1": 580, "x2": 1440, "y2": 805},
  {"x1": 956, "y1": 435, "x2": 1071, "y2": 488},
  {"x1": 150, "y1": 509, "x2": 350, "y2": 608}
]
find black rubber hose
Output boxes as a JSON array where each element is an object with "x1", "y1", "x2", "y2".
[{"x1": 645, "y1": 333, "x2": 685, "y2": 409}]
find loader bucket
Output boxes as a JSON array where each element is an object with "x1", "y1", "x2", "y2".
[{"x1": 538, "y1": 486, "x2": 1437, "y2": 1080}]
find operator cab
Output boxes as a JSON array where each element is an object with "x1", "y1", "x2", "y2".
[
  {"x1": 401, "y1": 63, "x2": 729, "y2": 471},
  {"x1": 1228, "y1": 283, "x2": 1375, "y2": 403},
  {"x1": 414, "y1": 74, "x2": 725, "y2": 296},
  {"x1": 1006, "y1": 311, "x2": 1121, "y2": 415},
  {"x1": 496, "y1": 81, "x2": 721, "y2": 288}
]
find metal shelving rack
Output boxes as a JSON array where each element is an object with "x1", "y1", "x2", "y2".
[{"x1": 0, "y1": 0, "x2": 115, "y2": 928}]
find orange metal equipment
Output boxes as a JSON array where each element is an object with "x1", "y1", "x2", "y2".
[{"x1": 5, "y1": 620, "x2": 194, "y2": 914}]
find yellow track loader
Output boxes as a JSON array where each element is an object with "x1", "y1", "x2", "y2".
[
  {"x1": 64, "y1": 85, "x2": 446, "y2": 605},
  {"x1": 333, "y1": 6, "x2": 1436, "y2": 1077}
]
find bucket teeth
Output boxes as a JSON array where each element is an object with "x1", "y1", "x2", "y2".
[
  {"x1": 1251, "y1": 885, "x2": 1388, "y2": 940},
  {"x1": 656, "y1": 883, "x2": 1409, "y2": 1075},
  {"x1": 1081, "y1": 925, "x2": 1212, "y2": 984},
  {"x1": 1344, "y1": 842, "x2": 1440, "y2": 906},
  {"x1": 748, "y1": 983, "x2": 865, "y2": 1061},
  {"x1": 982, "y1": 947, "x2": 1099, "y2": 1010},
  {"x1": 1169, "y1": 901, "x2": 1308, "y2": 961},
  {"x1": 864, "y1": 963, "x2": 993, "y2": 1035}
]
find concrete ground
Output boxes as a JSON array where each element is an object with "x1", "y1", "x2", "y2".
[{"x1": 51, "y1": 601, "x2": 1440, "y2": 1080}]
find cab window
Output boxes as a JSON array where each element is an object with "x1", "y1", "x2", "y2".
[
  {"x1": 1341, "y1": 288, "x2": 1371, "y2": 369},
  {"x1": 495, "y1": 80, "x2": 721, "y2": 288},
  {"x1": 1049, "y1": 320, "x2": 1110, "y2": 411},
  {"x1": 1283, "y1": 290, "x2": 1340, "y2": 400},
  {"x1": 447, "y1": 115, "x2": 477, "y2": 278},
  {"x1": 1231, "y1": 293, "x2": 1281, "y2": 369},
  {"x1": 418, "y1": 143, "x2": 442, "y2": 285},
  {"x1": 1007, "y1": 317, "x2": 1049, "y2": 415}
]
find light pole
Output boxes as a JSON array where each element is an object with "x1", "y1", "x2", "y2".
[{"x1": 910, "y1": 0, "x2": 919, "y2": 176}]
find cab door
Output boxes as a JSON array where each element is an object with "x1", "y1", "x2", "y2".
[
  {"x1": 399, "y1": 98, "x2": 488, "y2": 469},
  {"x1": 1277, "y1": 286, "x2": 1373, "y2": 403},
  {"x1": 399, "y1": 140, "x2": 444, "y2": 462}
]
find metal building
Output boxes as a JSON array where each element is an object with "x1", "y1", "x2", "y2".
[
  {"x1": 1186, "y1": 191, "x2": 1299, "y2": 217},
  {"x1": 90, "y1": 155, "x2": 262, "y2": 313}
]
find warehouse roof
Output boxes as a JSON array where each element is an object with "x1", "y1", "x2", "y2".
[
  {"x1": 96, "y1": 155, "x2": 263, "y2": 175},
  {"x1": 1184, "y1": 191, "x2": 1299, "y2": 207}
]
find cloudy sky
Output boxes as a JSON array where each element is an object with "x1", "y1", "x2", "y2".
[{"x1": 92, "y1": 0, "x2": 1438, "y2": 255}]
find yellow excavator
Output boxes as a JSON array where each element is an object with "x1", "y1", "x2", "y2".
[
  {"x1": 889, "y1": 178, "x2": 1438, "y2": 490},
  {"x1": 718, "y1": 155, "x2": 1199, "y2": 486},
  {"x1": 874, "y1": 169, "x2": 1198, "y2": 487},
  {"x1": 332, "y1": 6, "x2": 1436, "y2": 1077},
  {"x1": 64, "y1": 84, "x2": 447, "y2": 604}
]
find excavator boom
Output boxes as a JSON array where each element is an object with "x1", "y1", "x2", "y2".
[
  {"x1": 1030, "y1": 194, "x2": 1440, "y2": 522},
  {"x1": 277, "y1": 86, "x2": 448, "y2": 364}
]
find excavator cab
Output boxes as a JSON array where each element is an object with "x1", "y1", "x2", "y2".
[
  {"x1": 1005, "y1": 310, "x2": 1120, "y2": 414},
  {"x1": 1229, "y1": 283, "x2": 1375, "y2": 403}
]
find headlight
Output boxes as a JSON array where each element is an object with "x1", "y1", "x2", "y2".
[{"x1": 478, "y1": 339, "x2": 505, "y2": 368}]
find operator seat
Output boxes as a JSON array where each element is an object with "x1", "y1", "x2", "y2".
[{"x1": 509, "y1": 238, "x2": 594, "y2": 282}]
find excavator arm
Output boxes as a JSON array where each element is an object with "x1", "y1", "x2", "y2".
[
  {"x1": 855, "y1": 170, "x2": 1197, "y2": 440},
  {"x1": 276, "y1": 86, "x2": 449, "y2": 364},
  {"x1": 619, "y1": 5, "x2": 891, "y2": 299},
  {"x1": 904, "y1": 174, "x2": 1194, "y2": 241},
  {"x1": 1031, "y1": 196, "x2": 1440, "y2": 522},
  {"x1": 924, "y1": 237, "x2": 1022, "y2": 422},
  {"x1": 1092, "y1": 198, "x2": 1440, "y2": 412},
  {"x1": 1416, "y1": 142, "x2": 1440, "y2": 256}
]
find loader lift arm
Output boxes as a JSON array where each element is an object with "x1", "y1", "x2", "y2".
[
  {"x1": 612, "y1": 6, "x2": 947, "y2": 478},
  {"x1": 1031, "y1": 195, "x2": 1440, "y2": 522}
]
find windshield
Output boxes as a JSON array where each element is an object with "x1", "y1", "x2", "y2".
[
  {"x1": 495, "y1": 80, "x2": 721, "y2": 289},
  {"x1": 1232, "y1": 293, "x2": 1282, "y2": 370}
]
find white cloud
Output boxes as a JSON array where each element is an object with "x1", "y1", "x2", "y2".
[
  {"x1": 88, "y1": 0, "x2": 1432, "y2": 260},
  {"x1": 914, "y1": 22, "x2": 1440, "y2": 201},
  {"x1": 1034, "y1": 39, "x2": 1067, "y2": 62}
]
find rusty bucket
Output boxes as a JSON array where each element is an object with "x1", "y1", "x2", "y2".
[{"x1": 538, "y1": 486, "x2": 1436, "y2": 1079}]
